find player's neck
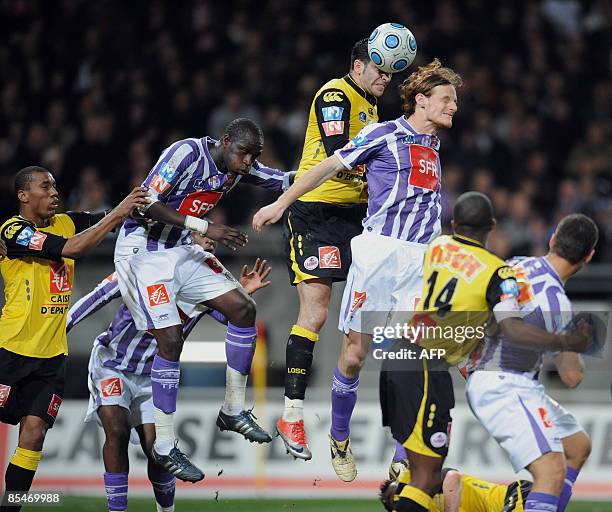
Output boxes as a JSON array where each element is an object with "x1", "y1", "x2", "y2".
[
  {"x1": 19, "y1": 209, "x2": 49, "y2": 228},
  {"x1": 208, "y1": 141, "x2": 227, "y2": 172},
  {"x1": 544, "y1": 252, "x2": 576, "y2": 284},
  {"x1": 405, "y1": 113, "x2": 438, "y2": 135}
]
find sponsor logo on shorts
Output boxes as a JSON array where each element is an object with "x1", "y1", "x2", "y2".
[
  {"x1": 322, "y1": 106, "x2": 343, "y2": 121},
  {"x1": 0, "y1": 384, "x2": 11, "y2": 407},
  {"x1": 304, "y1": 256, "x2": 319, "y2": 271},
  {"x1": 147, "y1": 284, "x2": 170, "y2": 306},
  {"x1": 430, "y1": 432, "x2": 448, "y2": 448},
  {"x1": 287, "y1": 368, "x2": 306, "y2": 375},
  {"x1": 50, "y1": 262, "x2": 72, "y2": 293},
  {"x1": 539, "y1": 407, "x2": 553, "y2": 428},
  {"x1": 205, "y1": 257, "x2": 224, "y2": 274},
  {"x1": 322, "y1": 121, "x2": 344, "y2": 136},
  {"x1": 350, "y1": 291, "x2": 367, "y2": 312},
  {"x1": 47, "y1": 394, "x2": 62, "y2": 418},
  {"x1": 318, "y1": 246, "x2": 341, "y2": 269},
  {"x1": 15, "y1": 226, "x2": 35, "y2": 246},
  {"x1": 100, "y1": 377, "x2": 122, "y2": 398},
  {"x1": 157, "y1": 313, "x2": 169, "y2": 321}
]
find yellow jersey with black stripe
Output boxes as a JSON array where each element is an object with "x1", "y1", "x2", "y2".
[
  {"x1": 415, "y1": 234, "x2": 521, "y2": 366},
  {"x1": 0, "y1": 212, "x2": 99, "y2": 358},
  {"x1": 295, "y1": 74, "x2": 378, "y2": 204}
]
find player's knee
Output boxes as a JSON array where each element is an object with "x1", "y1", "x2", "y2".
[
  {"x1": 568, "y1": 432, "x2": 592, "y2": 467},
  {"x1": 104, "y1": 424, "x2": 130, "y2": 448},
  {"x1": 342, "y1": 347, "x2": 367, "y2": 375},
  {"x1": 531, "y1": 453, "x2": 566, "y2": 490},
  {"x1": 300, "y1": 301, "x2": 328, "y2": 333},
  {"x1": 19, "y1": 419, "x2": 48, "y2": 451},
  {"x1": 230, "y1": 294, "x2": 256, "y2": 326}
]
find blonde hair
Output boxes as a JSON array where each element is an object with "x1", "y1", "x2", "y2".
[{"x1": 399, "y1": 58, "x2": 463, "y2": 116}]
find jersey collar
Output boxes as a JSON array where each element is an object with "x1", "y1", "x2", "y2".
[
  {"x1": 540, "y1": 256, "x2": 564, "y2": 287},
  {"x1": 452, "y1": 234, "x2": 484, "y2": 248},
  {"x1": 343, "y1": 75, "x2": 377, "y2": 106}
]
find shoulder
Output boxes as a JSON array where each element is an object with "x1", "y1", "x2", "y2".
[
  {"x1": 1, "y1": 216, "x2": 35, "y2": 242},
  {"x1": 52, "y1": 213, "x2": 77, "y2": 236}
]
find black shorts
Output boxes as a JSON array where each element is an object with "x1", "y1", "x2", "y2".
[
  {"x1": 0, "y1": 348, "x2": 65, "y2": 427},
  {"x1": 283, "y1": 200, "x2": 366, "y2": 285},
  {"x1": 379, "y1": 343, "x2": 454, "y2": 458}
]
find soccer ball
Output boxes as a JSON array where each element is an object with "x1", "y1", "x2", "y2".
[{"x1": 368, "y1": 23, "x2": 417, "y2": 74}]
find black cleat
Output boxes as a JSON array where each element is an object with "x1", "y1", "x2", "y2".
[
  {"x1": 152, "y1": 442, "x2": 205, "y2": 483},
  {"x1": 216, "y1": 408, "x2": 273, "y2": 444}
]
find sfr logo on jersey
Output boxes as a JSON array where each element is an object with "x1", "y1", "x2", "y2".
[
  {"x1": 100, "y1": 377, "x2": 122, "y2": 398},
  {"x1": 50, "y1": 263, "x2": 72, "y2": 293},
  {"x1": 0, "y1": 384, "x2": 11, "y2": 407},
  {"x1": 408, "y1": 145, "x2": 439, "y2": 191},
  {"x1": 178, "y1": 191, "x2": 223, "y2": 217},
  {"x1": 47, "y1": 394, "x2": 62, "y2": 419},
  {"x1": 147, "y1": 284, "x2": 170, "y2": 306},
  {"x1": 318, "y1": 246, "x2": 341, "y2": 269}
]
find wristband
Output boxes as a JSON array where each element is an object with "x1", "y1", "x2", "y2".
[{"x1": 184, "y1": 216, "x2": 209, "y2": 234}]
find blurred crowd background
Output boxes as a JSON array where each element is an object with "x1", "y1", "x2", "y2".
[{"x1": 0, "y1": 0, "x2": 610, "y2": 260}]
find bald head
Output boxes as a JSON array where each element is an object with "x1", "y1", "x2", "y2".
[{"x1": 452, "y1": 191, "x2": 495, "y2": 238}]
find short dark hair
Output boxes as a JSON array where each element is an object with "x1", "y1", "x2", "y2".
[
  {"x1": 350, "y1": 38, "x2": 370, "y2": 71},
  {"x1": 14, "y1": 166, "x2": 49, "y2": 195},
  {"x1": 224, "y1": 118, "x2": 263, "y2": 144},
  {"x1": 552, "y1": 214, "x2": 598, "y2": 264},
  {"x1": 453, "y1": 191, "x2": 494, "y2": 237}
]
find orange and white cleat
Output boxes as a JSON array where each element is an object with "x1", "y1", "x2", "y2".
[{"x1": 276, "y1": 417, "x2": 312, "y2": 460}]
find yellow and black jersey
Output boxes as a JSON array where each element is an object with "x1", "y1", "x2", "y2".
[
  {"x1": 414, "y1": 234, "x2": 521, "y2": 366},
  {"x1": 295, "y1": 74, "x2": 378, "y2": 204},
  {"x1": 0, "y1": 211, "x2": 104, "y2": 358},
  {"x1": 396, "y1": 468, "x2": 530, "y2": 512}
]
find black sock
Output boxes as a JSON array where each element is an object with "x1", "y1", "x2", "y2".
[
  {"x1": 1, "y1": 463, "x2": 37, "y2": 511},
  {"x1": 285, "y1": 331, "x2": 316, "y2": 400}
]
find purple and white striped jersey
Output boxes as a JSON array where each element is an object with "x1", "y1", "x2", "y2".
[
  {"x1": 335, "y1": 116, "x2": 442, "y2": 243},
  {"x1": 472, "y1": 256, "x2": 573, "y2": 377},
  {"x1": 67, "y1": 273, "x2": 222, "y2": 375},
  {"x1": 117, "y1": 136, "x2": 290, "y2": 254}
]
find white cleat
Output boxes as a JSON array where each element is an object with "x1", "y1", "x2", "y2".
[{"x1": 329, "y1": 434, "x2": 357, "y2": 482}]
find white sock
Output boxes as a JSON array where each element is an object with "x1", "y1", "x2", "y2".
[
  {"x1": 156, "y1": 503, "x2": 175, "y2": 512},
  {"x1": 283, "y1": 397, "x2": 304, "y2": 422},
  {"x1": 221, "y1": 366, "x2": 247, "y2": 416},
  {"x1": 153, "y1": 407, "x2": 176, "y2": 455}
]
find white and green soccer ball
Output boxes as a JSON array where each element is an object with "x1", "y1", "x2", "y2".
[{"x1": 368, "y1": 22, "x2": 417, "y2": 74}]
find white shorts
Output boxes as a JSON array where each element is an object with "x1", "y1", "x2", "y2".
[
  {"x1": 466, "y1": 370, "x2": 583, "y2": 472},
  {"x1": 338, "y1": 233, "x2": 426, "y2": 335},
  {"x1": 114, "y1": 244, "x2": 238, "y2": 331},
  {"x1": 85, "y1": 349, "x2": 154, "y2": 428}
]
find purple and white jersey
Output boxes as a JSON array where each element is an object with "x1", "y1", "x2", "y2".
[
  {"x1": 67, "y1": 273, "x2": 220, "y2": 375},
  {"x1": 473, "y1": 256, "x2": 573, "y2": 377},
  {"x1": 335, "y1": 116, "x2": 441, "y2": 243},
  {"x1": 116, "y1": 136, "x2": 290, "y2": 254}
]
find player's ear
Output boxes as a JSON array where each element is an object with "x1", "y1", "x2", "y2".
[
  {"x1": 220, "y1": 134, "x2": 231, "y2": 147},
  {"x1": 583, "y1": 248, "x2": 595, "y2": 265},
  {"x1": 490, "y1": 218, "x2": 497, "y2": 231},
  {"x1": 549, "y1": 233, "x2": 557, "y2": 252},
  {"x1": 415, "y1": 92, "x2": 427, "y2": 108},
  {"x1": 17, "y1": 189, "x2": 28, "y2": 204}
]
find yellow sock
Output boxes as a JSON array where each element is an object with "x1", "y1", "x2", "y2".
[{"x1": 10, "y1": 447, "x2": 42, "y2": 471}]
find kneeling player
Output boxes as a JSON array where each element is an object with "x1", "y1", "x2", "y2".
[{"x1": 67, "y1": 243, "x2": 271, "y2": 512}]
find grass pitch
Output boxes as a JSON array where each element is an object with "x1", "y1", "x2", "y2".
[{"x1": 27, "y1": 497, "x2": 612, "y2": 511}]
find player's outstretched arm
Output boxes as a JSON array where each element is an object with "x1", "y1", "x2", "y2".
[
  {"x1": 145, "y1": 201, "x2": 248, "y2": 251},
  {"x1": 499, "y1": 317, "x2": 592, "y2": 352},
  {"x1": 554, "y1": 352, "x2": 585, "y2": 388},
  {"x1": 442, "y1": 470, "x2": 463, "y2": 512},
  {"x1": 251, "y1": 154, "x2": 346, "y2": 232},
  {"x1": 62, "y1": 187, "x2": 150, "y2": 258}
]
